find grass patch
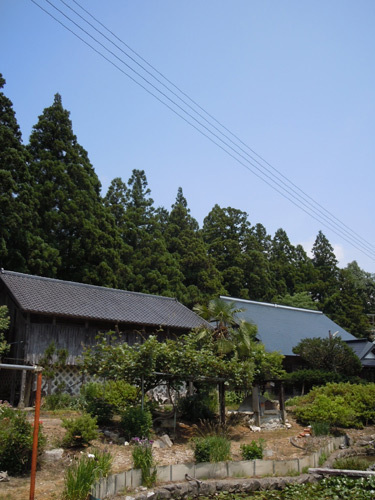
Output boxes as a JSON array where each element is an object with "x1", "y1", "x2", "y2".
[{"x1": 333, "y1": 456, "x2": 370, "y2": 470}]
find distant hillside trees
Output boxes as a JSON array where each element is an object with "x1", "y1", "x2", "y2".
[{"x1": 0, "y1": 73, "x2": 373, "y2": 338}]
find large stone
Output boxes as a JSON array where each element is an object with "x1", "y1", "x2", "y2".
[
  {"x1": 43, "y1": 448, "x2": 64, "y2": 461},
  {"x1": 160, "y1": 434, "x2": 173, "y2": 448}
]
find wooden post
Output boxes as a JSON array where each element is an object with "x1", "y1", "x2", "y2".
[
  {"x1": 18, "y1": 369, "x2": 27, "y2": 408},
  {"x1": 218, "y1": 382, "x2": 226, "y2": 425},
  {"x1": 141, "y1": 376, "x2": 144, "y2": 411},
  {"x1": 252, "y1": 385, "x2": 260, "y2": 426},
  {"x1": 30, "y1": 369, "x2": 42, "y2": 500},
  {"x1": 279, "y1": 382, "x2": 286, "y2": 424}
]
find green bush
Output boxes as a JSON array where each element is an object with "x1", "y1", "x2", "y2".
[
  {"x1": 86, "y1": 398, "x2": 114, "y2": 426},
  {"x1": 80, "y1": 380, "x2": 139, "y2": 418},
  {"x1": 240, "y1": 439, "x2": 265, "y2": 460},
  {"x1": 0, "y1": 403, "x2": 46, "y2": 475},
  {"x1": 333, "y1": 456, "x2": 370, "y2": 471},
  {"x1": 291, "y1": 383, "x2": 375, "y2": 428},
  {"x1": 178, "y1": 392, "x2": 216, "y2": 423},
  {"x1": 62, "y1": 450, "x2": 112, "y2": 500},
  {"x1": 43, "y1": 392, "x2": 79, "y2": 411},
  {"x1": 62, "y1": 413, "x2": 99, "y2": 448},
  {"x1": 132, "y1": 438, "x2": 156, "y2": 487},
  {"x1": 105, "y1": 380, "x2": 139, "y2": 412},
  {"x1": 225, "y1": 391, "x2": 244, "y2": 408},
  {"x1": 311, "y1": 421, "x2": 330, "y2": 436},
  {"x1": 193, "y1": 435, "x2": 231, "y2": 463},
  {"x1": 121, "y1": 407, "x2": 152, "y2": 441}
]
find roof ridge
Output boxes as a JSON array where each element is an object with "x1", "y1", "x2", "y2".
[
  {"x1": 220, "y1": 295, "x2": 323, "y2": 314},
  {"x1": 0, "y1": 270, "x2": 177, "y2": 302}
]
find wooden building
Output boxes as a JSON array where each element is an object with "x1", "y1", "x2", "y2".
[{"x1": 0, "y1": 270, "x2": 208, "y2": 405}]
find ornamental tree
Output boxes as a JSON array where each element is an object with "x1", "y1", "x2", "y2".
[{"x1": 292, "y1": 335, "x2": 362, "y2": 376}]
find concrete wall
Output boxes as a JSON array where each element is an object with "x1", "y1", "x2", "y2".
[{"x1": 90, "y1": 435, "x2": 346, "y2": 499}]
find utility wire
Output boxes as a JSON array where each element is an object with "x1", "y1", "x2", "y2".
[
  {"x1": 31, "y1": 0, "x2": 375, "y2": 261},
  {"x1": 60, "y1": 0, "x2": 375, "y2": 258},
  {"x1": 70, "y1": 0, "x2": 375, "y2": 258}
]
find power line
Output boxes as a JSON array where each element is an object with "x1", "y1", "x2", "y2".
[
  {"x1": 68, "y1": 0, "x2": 375, "y2": 259},
  {"x1": 30, "y1": 0, "x2": 375, "y2": 262},
  {"x1": 59, "y1": 0, "x2": 375, "y2": 259}
]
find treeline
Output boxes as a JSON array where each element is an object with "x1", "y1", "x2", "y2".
[{"x1": 1, "y1": 74, "x2": 374, "y2": 337}]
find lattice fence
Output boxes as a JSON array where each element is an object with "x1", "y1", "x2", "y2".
[{"x1": 49, "y1": 366, "x2": 87, "y2": 395}]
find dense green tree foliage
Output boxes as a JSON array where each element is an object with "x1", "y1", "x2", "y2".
[
  {"x1": 1, "y1": 77, "x2": 374, "y2": 340},
  {"x1": 292, "y1": 336, "x2": 362, "y2": 376},
  {"x1": 27, "y1": 93, "x2": 126, "y2": 285}
]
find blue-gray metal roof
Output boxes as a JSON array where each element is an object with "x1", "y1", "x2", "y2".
[
  {"x1": 346, "y1": 339, "x2": 375, "y2": 367},
  {"x1": 0, "y1": 270, "x2": 208, "y2": 330},
  {"x1": 220, "y1": 296, "x2": 357, "y2": 356}
]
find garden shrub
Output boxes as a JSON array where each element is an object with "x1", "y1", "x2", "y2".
[
  {"x1": 333, "y1": 456, "x2": 370, "y2": 471},
  {"x1": 290, "y1": 383, "x2": 375, "y2": 428},
  {"x1": 178, "y1": 392, "x2": 216, "y2": 423},
  {"x1": 0, "y1": 403, "x2": 46, "y2": 475},
  {"x1": 121, "y1": 406, "x2": 152, "y2": 441},
  {"x1": 240, "y1": 439, "x2": 265, "y2": 460},
  {"x1": 85, "y1": 398, "x2": 114, "y2": 426},
  {"x1": 61, "y1": 413, "x2": 98, "y2": 447},
  {"x1": 225, "y1": 390, "x2": 244, "y2": 408},
  {"x1": 80, "y1": 380, "x2": 138, "y2": 418},
  {"x1": 310, "y1": 421, "x2": 330, "y2": 436},
  {"x1": 193, "y1": 435, "x2": 231, "y2": 463},
  {"x1": 105, "y1": 380, "x2": 138, "y2": 412},
  {"x1": 43, "y1": 392, "x2": 78, "y2": 411},
  {"x1": 131, "y1": 438, "x2": 156, "y2": 487},
  {"x1": 62, "y1": 450, "x2": 112, "y2": 500}
]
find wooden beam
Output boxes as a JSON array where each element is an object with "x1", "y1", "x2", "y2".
[{"x1": 309, "y1": 468, "x2": 375, "y2": 478}]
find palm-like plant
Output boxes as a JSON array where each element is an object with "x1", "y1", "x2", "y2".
[{"x1": 194, "y1": 299, "x2": 257, "y2": 359}]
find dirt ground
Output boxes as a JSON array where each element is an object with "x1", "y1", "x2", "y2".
[{"x1": 1, "y1": 411, "x2": 375, "y2": 500}]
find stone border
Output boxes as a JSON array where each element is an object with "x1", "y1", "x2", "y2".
[{"x1": 90, "y1": 435, "x2": 347, "y2": 499}]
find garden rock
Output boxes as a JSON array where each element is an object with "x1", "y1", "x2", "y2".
[
  {"x1": 159, "y1": 434, "x2": 173, "y2": 448},
  {"x1": 0, "y1": 471, "x2": 9, "y2": 482},
  {"x1": 43, "y1": 448, "x2": 64, "y2": 462}
]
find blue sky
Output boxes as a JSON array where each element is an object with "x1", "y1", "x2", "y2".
[{"x1": 1, "y1": 1, "x2": 375, "y2": 272}]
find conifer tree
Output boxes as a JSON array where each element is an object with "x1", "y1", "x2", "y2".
[
  {"x1": 310, "y1": 230, "x2": 339, "y2": 305},
  {"x1": 165, "y1": 188, "x2": 224, "y2": 306},
  {"x1": 0, "y1": 74, "x2": 58, "y2": 274},
  {"x1": 27, "y1": 94, "x2": 125, "y2": 285},
  {"x1": 202, "y1": 205, "x2": 251, "y2": 298},
  {"x1": 111, "y1": 170, "x2": 186, "y2": 297},
  {"x1": 269, "y1": 228, "x2": 298, "y2": 296}
]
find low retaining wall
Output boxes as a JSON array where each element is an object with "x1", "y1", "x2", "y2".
[{"x1": 90, "y1": 435, "x2": 347, "y2": 499}]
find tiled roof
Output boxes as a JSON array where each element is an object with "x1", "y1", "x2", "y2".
[
  {"x1": 220, "y1": 296, "x2": 357, "y2": 356},
  {"x1": 0, "y1": 270, "x2": 208, "y2": 330},
  {"x1": 346, "y1": 339, "x2": 375, "y2": 366}
]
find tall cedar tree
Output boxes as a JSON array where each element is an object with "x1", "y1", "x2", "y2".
[
  {"x1": 165, "y1": 188, "x2": 224, "y2": 306},
  {"x1": 269, "y1": 228, "x2": 298, "y2": 297},
  {"x1": 202, "y1": 205, "x2": 251, "y2": 298},
  {"x1": 27, "y1": 94, "x2": 125, "y2": 285},
  {"x1": 242, "y1": 223, "x2": 275, "y2": 301},
  {"x1": 310, "y1": 230, "x2": 339, "y2": 306},
  {"x1": 106, "y1": 170, "x2": 185, "y2": 297},
  {"x1": 0, "y1": 74, "x2": 53, "y2": 273}
]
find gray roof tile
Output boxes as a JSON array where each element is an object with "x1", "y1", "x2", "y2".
[
  {"x1": 1, "y1": 270, "x2": 207, "y2": 330},
  {"x1": 220, "y1": 296, "x2": 357, "y2": 356}
]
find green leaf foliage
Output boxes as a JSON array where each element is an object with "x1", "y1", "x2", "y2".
[
  {"x1": 0, "y1": 402, "x2": 46, "y2": 475},
  {"x1": 290, "y1": 382, "x2": 375, "y2": 428},
  {"x1": 193, "y1": 435, "x2": 231, "y2": 463},
  {"x1": 121, "y1": 407, "x2": 152, "y2": 441},
  {"x1": 61, "y1": 413, "x2": 98, "y2": 447},
  {"x1": 1, "y1": 76, "x2": 374, "y2": 340},
  {"x1": 292, "y1": 336, "x2": 362, "y2": 376},
  {"x1": 0, "y1": 305, "x2": 10, "y2": 360}
]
